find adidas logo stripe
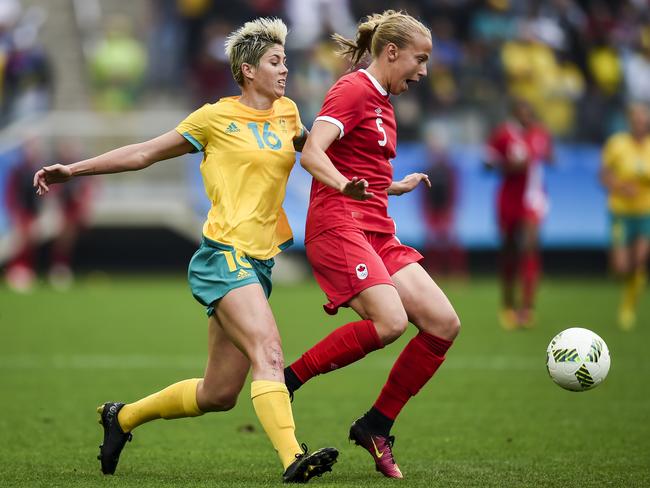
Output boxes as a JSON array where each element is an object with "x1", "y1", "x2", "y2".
[
  {"x1": 225, "y1": 122, "x2": 240, "y2": 134},
  {"x1": 237, "y1": 269, "x2": 251, "y2": 280}
]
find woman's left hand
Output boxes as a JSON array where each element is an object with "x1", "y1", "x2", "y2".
[{"x1": 388, "y1": 173, "x2": 431, "y2": 196}]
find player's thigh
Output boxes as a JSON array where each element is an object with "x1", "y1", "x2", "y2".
[
  {"x1": 521, "y1": 218, "x2": 540, "y2": 251},
  {"x1": 213, "y1": 283, "x2": 284, "y2": 381},
  {"x1": 306, "y1": 226, "x2": 396, "y2": 316},
  {"x1": 188, "y1": 237, "x2": 273, "y2": 317},
  {"x1": 632, "y1": 237, "x2": 650, "y2": 269},
  {"x1": 199, "y1": 314, "x2": 251, "y2": 411},
  {"x1": 348, "y1": 283, "x2": 408, "y2": 343},
  {"x1": 391, "y1": 263, "x2": 460, "y2": 341},
  {"x1": 633, "y1": 215, "x2": 650, "y2": 268}
]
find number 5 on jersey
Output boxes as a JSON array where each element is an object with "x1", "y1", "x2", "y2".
[{"x1": 376, "y1": 118, "x2": 387, "y2": 147}]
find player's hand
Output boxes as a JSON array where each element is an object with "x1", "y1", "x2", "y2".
[
  {"x1": 618, "y1": 181, "x2": 639, "y2": 198},
  {"x1": 33, "y1": 164, "x2": 73, "y2": 195},
  {"x1": 388, "y1": 173, "x2": 431, "y2": 196},
  {"x1": 341, "y1": 177, "x2": 374, "y2": 200}
]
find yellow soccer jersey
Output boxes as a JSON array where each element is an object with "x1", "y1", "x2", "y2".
[
  {"x1": 602, "y1": 133, "x2": 650, "y2": 214},
  {"x1": 176, "y1": 96, "x2": 304, "y2": 259}
]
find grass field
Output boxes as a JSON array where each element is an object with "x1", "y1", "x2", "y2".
[{"x1": 1, "y1": 275, "x2": 649, "y2": 487}]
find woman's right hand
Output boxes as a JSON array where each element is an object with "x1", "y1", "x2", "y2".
[
  {"x1": 341, "y1": 177, "x2": 374, "y2": 200},
  {"x1": 33, "y1": 164, "x2": 73, "y2": 195}
]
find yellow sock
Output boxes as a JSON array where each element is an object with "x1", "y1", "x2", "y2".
[
  {"x1": 622, "y1": 270, "x2": 645, "y2": 311},
  {"x1": 251, "y1": 380, "x2": 302, "y2": 470},
  {"x1": 117, "y1": 378, "x2": 203, "y2": 433},
  {"x1": 632, "y1": 270, "x2": 647, "y2": 306}
]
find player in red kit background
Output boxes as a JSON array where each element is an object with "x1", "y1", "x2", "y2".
[
  {"x1": 485, "y1": 99, "x2": 554, "y2": 329},
  {"x1": 283, "y1": 11, "x2": 461, "y2": 479}
]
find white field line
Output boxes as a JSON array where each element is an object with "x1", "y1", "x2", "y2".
[
  {"x1": 0, "y1": 354, "x2": 637, "y2": 371},
  {"x1": 0, "y1": 354, "x2": 543, "y2": 371}
]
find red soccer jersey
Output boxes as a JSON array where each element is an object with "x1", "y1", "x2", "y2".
[
  {"x1": 305, "y1": 69, "x2": 398, "y2": 242},
  {"x1": 486, "y1": 121, "x2": 552, "y2": 216}
]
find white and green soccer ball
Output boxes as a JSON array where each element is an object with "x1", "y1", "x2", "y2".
[{"x1": 546, "y1": 327, "x2": 611, "y2": 392}]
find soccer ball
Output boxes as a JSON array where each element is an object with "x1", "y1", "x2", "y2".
[{"x1": 546, "y1": 327, "x2": 611, "y2": 392}]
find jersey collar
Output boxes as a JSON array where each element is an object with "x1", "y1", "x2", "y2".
[{"x1": 359, "y1": 69, "x2": 389, "y2": 97}]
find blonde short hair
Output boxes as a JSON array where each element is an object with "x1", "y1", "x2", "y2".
[
  {"x1": 332, "y1": 10, "x2": 431, "y2": 66},
  {"x1": 225, "y1": 17, "x2": 288, "y2": 86}
]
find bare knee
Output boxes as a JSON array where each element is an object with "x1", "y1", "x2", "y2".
[
  {"x1": 418, "y1": 310, "x2": 461, "y2": 341},
  {"x1": 251, "y1": 336, "x2": 285, "y2": 377},
  {"x1": 439, "y1": 312, "x2": 461, "y2": 340},
  {"x1": 198, "y1": 385, "x2": 240, "y2": 412},
  {"x1": 373, "y1": 308, "x2": 409, "y2": 345}
]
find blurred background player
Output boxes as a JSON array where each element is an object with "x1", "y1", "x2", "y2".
[
  {"x1": 485, "y1": 98, "x2": 554, "y2": 329},
  {"x1": 421, "y1": 123, "x2": 466, "y2": 278},
  {"x1": 33, "y1": 17, "x2": 337, "y2": 483},
  {"x1": 4, "y1": 136, "x2": 44, "y2": 291},
  {"x1": 3, "y1": 136, "x2": 91, "y2": 291},
  {"x1": 48, "y1": 138, "x2": 93, "y2": 288},
  {"x1": 600, "y1": 103, "x2": 650, "y2": 330}
]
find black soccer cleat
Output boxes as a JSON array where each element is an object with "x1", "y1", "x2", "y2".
[
  {"x1": 97, "y1": 402, "x2": 132, "y2": 475},
  {"x1": 282, "y1": 444, "x2": 338, "y2": 483}
]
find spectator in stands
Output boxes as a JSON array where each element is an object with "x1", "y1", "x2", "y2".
[
  {"x1": 89, "y1": 15, "x2": 147, "y2": 111},
  {"x1": 623, "y1": 28, "x2": 650, "y2": 106},
  {"x1": 3, "y1": 6, "x2": 53, "y2": 123},
  {"x1": 188, "y1": 19, "x2": 237, "y2": 107}
]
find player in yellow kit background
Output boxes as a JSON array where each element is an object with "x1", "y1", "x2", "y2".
[
  {"x1": 32, "y1": 17, "x2": 338, "y2": 483},
  {"x1": 601, "y1": 103, "x2": 650, "y2": 330}
]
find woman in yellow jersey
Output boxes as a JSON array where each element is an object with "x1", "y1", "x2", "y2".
[
  {"x1": 601, "y1": 103, "x2": 650, "y2": 330},
  {"x1": 33, "y1": 18, "x2": 338, "y2": 482}
]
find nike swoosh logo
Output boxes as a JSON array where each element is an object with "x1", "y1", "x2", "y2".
[{"x1": 371, "y1": 437, "x2": 384, "y2": 459}]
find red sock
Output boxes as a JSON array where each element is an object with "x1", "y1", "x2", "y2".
[
  {"x1": 522, "y1": 252, "x2": 540, "y2": 309},
  {"x1": 373, "y1": 331, "x2": 453, "y2": 420},
  {"x1": 289, "y1": 320, "x2": 383, "y2": 383},
  {"x1": 501, "y1": 250, "x2": 517, "y2": 308}
]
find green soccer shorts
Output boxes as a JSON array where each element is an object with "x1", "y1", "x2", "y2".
[{"x1": 188, "y1": 236, "x2": 274, "y2": 316}]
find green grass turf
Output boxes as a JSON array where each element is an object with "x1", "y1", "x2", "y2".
[{"x1": 1, "y1": 275, "x2": 649, "y2": 487}]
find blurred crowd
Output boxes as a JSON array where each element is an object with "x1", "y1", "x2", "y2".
[
  {"x1": 0, "y1": 0, "x2": 648, "y2": 143},
  {"x1": 141, "y1": 0, "x2": 650, "y2": 144},
  {"x1": 3, "y1": 0, "x2": 650, "y2": 290}
]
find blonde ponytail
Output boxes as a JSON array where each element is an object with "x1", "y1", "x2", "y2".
[{"x1": 332, "y1": 10, "x2": 431, "y2": 66}]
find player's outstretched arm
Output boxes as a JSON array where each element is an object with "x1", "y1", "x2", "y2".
[
  {"x1": 387, "y1": 172, "x2": 431, "y2": 196},
  {"x1": 34, "y1": 130, "x2": 193, "y2": 195},
  {"x1": 300, "y1": 120, "x2": 373, "y2": 201}
]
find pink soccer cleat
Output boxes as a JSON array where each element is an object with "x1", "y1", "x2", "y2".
[{"x1": 349, "y1": 419, "x2": 403, "y2": 479}]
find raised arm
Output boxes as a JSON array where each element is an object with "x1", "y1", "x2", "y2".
[
  {"x1": 34, "y1": 130, "x2": 194, "y2": 195},
  {"x1": 300, "y1": 120, "x2": 373, "y2": 200}
]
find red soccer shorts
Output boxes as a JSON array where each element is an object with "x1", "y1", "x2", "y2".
[
  {"x1": 498, "y1": 205, "x2": 543, "y2": 235},
  {"x1": 305, "y1": 226, "x2": 423, "y2": 315}
]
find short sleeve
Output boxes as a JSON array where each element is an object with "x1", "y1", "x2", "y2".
[
  {"x1": 176, "y1": 104, "x2": 210, "y2": 153},
  {"x1": 314, "y1": 78, "x2": 364, "y2": 139}
]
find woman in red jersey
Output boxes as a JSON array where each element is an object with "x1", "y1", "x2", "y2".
[
  {"x1": 485, "y1": 99, "x2": 553, "y2": 329},
  {"x1": 284, "y1": 10, "x2": 461, "y2": 479}
]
